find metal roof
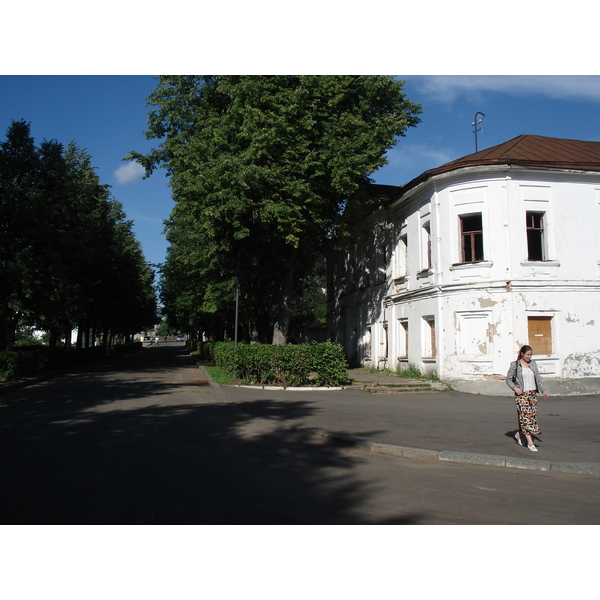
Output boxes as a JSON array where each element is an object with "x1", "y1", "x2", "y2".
[{"x1": 399, "y1": 134, "x2": 600, "y2": 197}]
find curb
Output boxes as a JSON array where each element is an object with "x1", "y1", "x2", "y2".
[
  {"x1": 320, "y1": 433, "x2": 600, "y2": 477},
  {"x1": 233, "y1": 384, "x2": 344, "y2": 391},
  {"x1": 202, "y1": 366, "x2": 600, "y2": 478}
]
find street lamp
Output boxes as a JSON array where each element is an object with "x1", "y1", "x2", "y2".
[{"x1": 217, "y1": 251, "x2": 259, "y2": 348}]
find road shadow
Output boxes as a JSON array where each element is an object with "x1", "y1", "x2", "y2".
[{"x1": 0, "y1": 346, "x2": 423, "y2": 525}]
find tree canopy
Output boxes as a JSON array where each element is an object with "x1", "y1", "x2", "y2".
[
  {"x1": 131, "y1": 75, "x2": 421, "y2": 343},
  {"x1": 0, "y1": 120, "x2": 158, "y2": 350}
]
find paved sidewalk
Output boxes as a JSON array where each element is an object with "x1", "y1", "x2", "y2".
[
  {"x1": 3, "y1": 349, "x2": 598, "y2": 478},
  {"x1": 207, "y1": 367, "x2": 600, "y2": 477}
]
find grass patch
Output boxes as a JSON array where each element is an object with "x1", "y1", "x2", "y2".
[
  {"x1": 395, "y1": 364, "x2": 423, "y2": 378},
  {"x1": 422, "y1": 372, "x2": 442, "y2": 382},
  {"x1": 361, "y1": 364, "x2": 442, "y2": 382},
  {"x1": 203, "y1": 364, "x2": 236, "y2": 385}
]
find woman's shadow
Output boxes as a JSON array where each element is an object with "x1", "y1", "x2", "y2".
[{"x1": 504, "y1": 430, "x2": 542, "y2": 446}]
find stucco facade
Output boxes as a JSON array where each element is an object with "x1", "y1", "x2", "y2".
[{"x1": 327, "y1": 136, "x2": 600, "y2": 383}]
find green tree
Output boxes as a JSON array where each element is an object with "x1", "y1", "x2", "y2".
[
  {"x1": 0, "y1": 120, "x2": 41, "y2": 350},
  {"x1": 132, "y1": 76, "x2": 421, "y2": 343},
  {"x1": 155, "y1": 321, "x2": 176, "y2": 338},
  {"x1": 0, "y1": 121, "x2": 158, "y2": 350},
  {"x1": 34, "y1": 138, "x2": 86, "y2": 346},
  {"x1": 58, "y1": 142, "x2": 158, "y2": 348}
]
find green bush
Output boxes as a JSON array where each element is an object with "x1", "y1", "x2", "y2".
[
  {"x1": 312, "y1": 340, "x2": 352, "y2": 386},
  {"x1": 0, "y1": 348, "x2": 48, "y2": 381},
  {"x1": 211, "y1": 340, "x2": 351, "y2": 387},
  {"x1": 191, "y1": 341, "x2": 218, "y2": 362},
  {"x1": 0, "y1": 351, "x2": 19, "y2": 381}
]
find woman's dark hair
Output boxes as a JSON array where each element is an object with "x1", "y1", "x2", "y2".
[{"x1": 517, "y1": 345, "x2": 533, "y2": 361}]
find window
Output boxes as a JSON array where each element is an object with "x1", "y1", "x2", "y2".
[
  {"x1": 457, "y1": 311, "x2": 491, "y2": 356},
  {"x1": 398, "y1": 319, "x2": 408, "y2": 358},
  {"x1": 423, "y1": 316, "x2": 436, "y2": 358},
  {"x1": 395, "y1": 233, "x2": 408, "y2": 278},
  {"x1": 528, "y1": 316, "x2": 552, "y2": 354},
  {"x1": 421, "y1": 222, "x2": 431, "y2": 270},
  {"x1": 375, "y1": 242, "x2": 387, "y2": 284},
  {"x1": 381, "y1": 323, "x2": 388, "y2": 359},
  {"x1": 526, "y1": 212, "x2": 545, "y2": 261},
  {"x1": 364, "y1": 325, "x2": 372, "y2": 359},
  {"x1": 460, "y1": 214, "x2": 484, "y2": 262}
]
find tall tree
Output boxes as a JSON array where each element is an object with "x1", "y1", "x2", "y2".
[
  {"x1": 0, "y1": 121, "x2": 158, "y2": 350},
  {"x1": 132, "y1": 76, "x2": 421, "y2": 343},
  {"x1": 0, "y1": 120, "x2": 41, "y2": 349}
]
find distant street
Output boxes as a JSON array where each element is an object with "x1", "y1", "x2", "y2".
[{"x1": 1, "y1": 342, "x2": 598, "y2": 525}]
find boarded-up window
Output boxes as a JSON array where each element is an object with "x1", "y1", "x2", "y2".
[
  {"x1": 364, "y1": 326, "x2": 372, "y2": 359},
  {"x1": 423, "y1": 316, "x2": 436, "y2": 357},
  {"x1": 457, "y1": 311, "x2": 490, "y2": 355},
  {"x1": 422, "y1": 223, "x2": 431, "y2": 270},
  {"x1": 528, "y1": 316, "x2": 552, "y2": 354},
  {"x1": 382, "y1": 323, "x2": 388, "y2": 359},
  {"x1": 397, "y1": 233, "x2": 408, "y2": 277},
  {"x1": 398, "y1": 319, "x2": 408, "y2": 358}
]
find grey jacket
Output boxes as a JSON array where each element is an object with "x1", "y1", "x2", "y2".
[{"x1": 506, "y1": 360, "x2": 546, "y2": 394}]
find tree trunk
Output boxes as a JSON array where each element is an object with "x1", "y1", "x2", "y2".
[
  {"x1": 64, "y1": 324, "x2": 72, "y2": 350},
  {"x1": 1, "y1": 314, "x2": 17, "y2": 351},
  {"x1": 48, "y1": 328, "x2": 59, "y2": 348},
  {"x1": 0, "y1": 318, "x2": 5, "y2": 352},
  {"x1": 272, "y1": 250, "x2": 296, "y2": 345},
  {"x1": 76, "y1": 323, "x2": 84, "y2": 351},
  {"x1": 102, "y1": 327, "x2": 109, "y2": 350}
]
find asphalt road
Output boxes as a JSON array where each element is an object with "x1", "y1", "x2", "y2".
[{"x1": 1, "y1": 342, "x2": 598, "y2": 524}]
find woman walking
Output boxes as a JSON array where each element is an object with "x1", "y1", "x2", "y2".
[{"x1": 506, "y1": 345, "x2": 548, "y2": 452}]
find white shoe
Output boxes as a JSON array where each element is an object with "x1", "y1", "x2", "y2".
[
  {"x1": 514, "y1": 432, "x2": 523, "y2": 446},
  {"x1": 528, "y1": 445, "x2": 538, "y2": 452}
]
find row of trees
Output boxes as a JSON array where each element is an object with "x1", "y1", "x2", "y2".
[
  {"x1": 131, "y1": 76, "x2": 421, "y2": 344},
  {"x1": 0, "y1": 119, "x2": 158, "y2": 351}
]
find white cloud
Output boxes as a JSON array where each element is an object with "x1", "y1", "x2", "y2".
[
  {"x1": 114, "y1": 161, "x2": 145, "y2": 184},
  {"x1": 412, "y1": 75, "x2": 600, "y2": 104}
]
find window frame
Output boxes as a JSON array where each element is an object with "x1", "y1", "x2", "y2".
[
  {"x1": 398, "y1": 318, "x2": 409, "y2": 359},
  {"x1": 421, "y1": 222, "x2": 432, "y2": 271},
  {"x1": 395, "y1": 232, "x2": 408, "y2": 279},
  {"x1": 527, "y1": 315, "x2": 553, "y2": 355},
  {"x1": 526, "y1": 211, "x2": 545, "y2": 261},
  {"x1": 459, "y1": 213, "x2": 484, "y2": 263},
  {"x1": 422, "y1": 316, "x2": 436, "y2": 358}
]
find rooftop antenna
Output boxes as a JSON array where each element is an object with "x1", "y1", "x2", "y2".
[{"x1": 473, "y1": 112, "x2": 485, "y2": 152}]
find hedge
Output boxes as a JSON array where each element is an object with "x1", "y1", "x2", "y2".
[
  {"x1": 191, "y1": 341, "x2": 218, "y2": 362},
  {"x1": 211, "y1": 340, "x2": 351, "y2": 387},
  {"x1": 0, "y1": 348, "x2": 49, "y2": 381}
]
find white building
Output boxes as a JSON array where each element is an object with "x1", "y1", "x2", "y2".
[{"x1": 327, "y1": 135, "x2": 600, "y2": 392}]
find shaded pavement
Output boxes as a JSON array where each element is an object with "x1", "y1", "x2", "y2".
[
  {"x1": 1, "y1": 343, "x2": 598, "y2": 525},
  {"x1": 0, "y1": 344, "x2": 417, "y2": 524}
]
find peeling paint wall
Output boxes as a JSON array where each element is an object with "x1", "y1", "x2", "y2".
[
  {"x1": 328, "y1": 167, "x2": 600, "y2": 380},
  {"x1": 563, "y1": 351, "x2": 600, "y2": 377}
]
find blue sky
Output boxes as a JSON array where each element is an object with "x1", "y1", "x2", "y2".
[
  {"x1": 1, "y1": 3, "x2": 593, "y2": 588},
  {"x1": 2, "y1": 75, "x2": 599, "y2": 270},
  {"x1": 0, "y1": 76, "x2": 170, "y2": 267}
]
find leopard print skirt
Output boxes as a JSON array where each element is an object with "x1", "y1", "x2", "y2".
[{"x1": 515, "y1": 392, "x2": 541, "y2": 434}]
